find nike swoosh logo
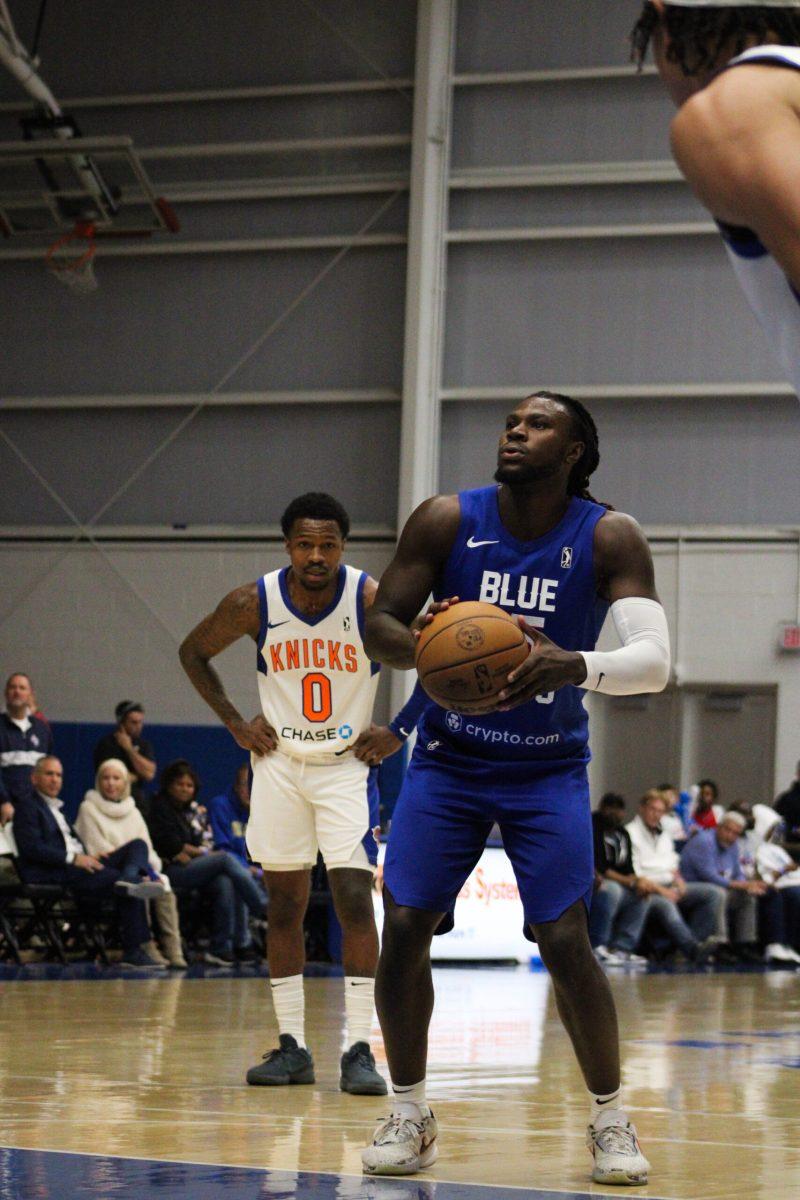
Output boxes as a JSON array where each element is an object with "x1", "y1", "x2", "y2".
[
  {"x1": 267, "y1": 620, "x2": 289, "y2": 630},
  {"x1": 597, "y1": 672, "x2": 605, "y2": 688},
  {"x1": 466, "y1": 537, "x2": 499, "y2": 548}
]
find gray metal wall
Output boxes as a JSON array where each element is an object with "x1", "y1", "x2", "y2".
[
  {"x1": 1, "y1": 2, "x2": 798, "y2": 785},
  {"x1": 2, "y1": 0, "x2": 798, "y2": 530}
]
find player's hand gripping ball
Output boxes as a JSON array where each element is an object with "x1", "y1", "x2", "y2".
[{"x1": 415, "y1": 601, "x2": 529, "y2": 714}]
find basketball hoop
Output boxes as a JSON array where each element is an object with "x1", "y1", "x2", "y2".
[{"x1": 45, "y1": 221, "x2": 98, "y2": 293}]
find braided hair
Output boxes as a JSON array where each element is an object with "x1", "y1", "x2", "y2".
[
  {"x1": 631, "y1": 3, "x2": 800, "y2": 75},
  {"x1": 530, "y1": 390, "x2": 609, "y2": 507}
]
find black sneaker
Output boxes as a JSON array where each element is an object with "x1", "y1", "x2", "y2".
[
  {"x1": 234, "y1": 945, "x2": 261, "y2": 963},
  {"x1": 340, "y1": 1041, "x2": 388, "y2": 1095},
  {"x1": 120, "y1": 948, "x2": 166, "y2": 970},
  {"x1": 246, "y1": 1034, "x2": 315, "y2": 1085}
]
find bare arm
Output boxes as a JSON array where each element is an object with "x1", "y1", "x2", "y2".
[
  {"x1": 179, "y1": 583, "x2": 277, "y2": 756},
  {"x1": 593, "y1": 510, "x2": 659, "y2": 605},
  {"x1": 129, "y1": 748, "x2": 156, "y2": 783},
  {"x1": 670, "y1": 67, "x2": 800, "y2": 290},
  {"x1": 364, "y1": 496, "x2": 461, "y2": 668},
  {"x1": 114, "y1": 732, "x2": 156, "y2": 783}
]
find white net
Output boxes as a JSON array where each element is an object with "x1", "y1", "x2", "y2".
[{"x1": 45, "y1": 228, "x2": 98, "y2": 293}]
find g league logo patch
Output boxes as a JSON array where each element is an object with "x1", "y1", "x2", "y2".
[
  {"x1": 446, "y1": 711, "x2": 463, "y2": 732},
  {"x1": 561, "y1": 546, "x2": 573, "y2": 569}
]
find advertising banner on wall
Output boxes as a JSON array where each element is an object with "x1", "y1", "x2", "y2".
[{"x1": 374, "y1": 845, "x2": 540, "y2": 964}]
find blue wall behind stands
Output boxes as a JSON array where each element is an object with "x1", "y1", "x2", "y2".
[{"x1": 51, "y1": 722, "x2": 407, "y2": 825}]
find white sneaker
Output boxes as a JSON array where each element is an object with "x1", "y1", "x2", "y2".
[
  {"x1": 615, "y1": 950, "x2": 649, "y2": 966},
  {"x1": 765, "y1": 943, "x2": 800, "y2": 965},
  {"x1": 114, "y1": 879, "x2": 166, "y2": 901},
  {"x1": 595, "y1": 945, "x2": 626, "y2": 966},
  {"x1": 587, "y1": 1111, "x2": 650, "y2": 1185},
  {"x1": 361, "y1": 1105, "x2": 438, "y2": 1175}
]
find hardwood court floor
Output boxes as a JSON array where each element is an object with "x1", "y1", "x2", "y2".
[{"x1": 0, "y1": 965, "x2": 798, "y2": 1199}]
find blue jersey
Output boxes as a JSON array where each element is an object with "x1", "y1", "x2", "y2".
[{"x1": 416, "y1": 487, "x2": 608, "y2": 765}]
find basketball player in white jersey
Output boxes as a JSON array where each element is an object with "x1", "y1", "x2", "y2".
[
  {"x1": 631, "y1": 1, "x2": 800, "y2": 397},
  {"x1": 179, "y1": 492, "x2": 389, "y2": 1095}
]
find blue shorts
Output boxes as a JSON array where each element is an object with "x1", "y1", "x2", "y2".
[{"x1": 384, "y1": 741, "x2": 593, "y2": 927}]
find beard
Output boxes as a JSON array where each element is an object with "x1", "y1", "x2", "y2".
[{"x1": 493, "y1": 458, "x2": 563, "y2": 487}]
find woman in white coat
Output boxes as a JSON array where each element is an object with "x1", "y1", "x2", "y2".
[{"x1": 76, "y1": 759, "x2": 187, "y2": 968}]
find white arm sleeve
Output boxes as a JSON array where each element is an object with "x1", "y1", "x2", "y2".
[{"x1": 579, "y1": 597, "x2": 670, "y2": 696}]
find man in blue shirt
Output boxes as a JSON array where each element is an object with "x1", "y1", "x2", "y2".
[
  {"x1": 679, "y1": 811, "x2": 767, "y2": 960},
  {"x1": 209, "y1": 764, "x2": 253, "y2": 870}
]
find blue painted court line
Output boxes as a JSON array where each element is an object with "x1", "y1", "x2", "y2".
[
  {"x1": 0, "y1": 1148, "x2": 666, "y2": 1200},
  {"x1": 0, "y1": 961, "x2": 343, "y2": 982},
  {"x1": 0, "y1": 960, "x2": 779, "y2": 982}
]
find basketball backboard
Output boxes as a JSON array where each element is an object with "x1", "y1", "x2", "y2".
[{"x1": 0, "y1": 125, "x2": 178, "y2": 240}]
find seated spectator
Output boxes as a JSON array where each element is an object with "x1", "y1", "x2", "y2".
[
  {"x1": 1, "y1": 672, "x2": 53, "y2": 815},
  {"x1": 730, "y1": 800, "x2": 800, "y2": 966},
  {"x1": 656, "y1": 785, "x2": 688, "y2": 843},
  {"x1": 94, "y1": 701, "x2": 156, "y2": 817},
  {"x1": 657, "y1": 782, "x2": 691, "y2": 836},
  {"x1": 679, "y1": 812, "x2": 766, "y2": 962},
  {"x1": 147, "y1": 760, "x2": 266, "y2": 966},
  {"x1": 76, "y1": 759, "x2": 187, "y2": 969},
  {"x1": 627, "y1": 790, "x2": 723, "y2": 962},
  {"x1": 209, "y1": 764, "x2": 257, "y2": 871},
  {"x1": 688, "y1": 779, "x2": 723, "y2": 834},
  {"x1": 774, "y1": 761, "x2": 800, "y2": 844},
  {"x1": 209, "y1": 764, "x2": 268, "y2": 956},
  {"x1": 13, "y1": 756, "x2": 165, "y2": 968},
  {"x1": 589, "y1": 793, "x2": 649, "y2": 966}
]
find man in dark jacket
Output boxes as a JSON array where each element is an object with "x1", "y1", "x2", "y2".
[
  {"x1": 13, "y1": 756, "x2": 164, "y2": 968},
  {"x1": 0, "y1": 673, "x2": 53, "y2": 815},
  {"x1": 589, "y1": 794, "x2": 650, "y2": 966},
  {"x1": 94, "y1": 701, "x2": 157, "y2": 816}
]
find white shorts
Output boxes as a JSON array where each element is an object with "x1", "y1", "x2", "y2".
[{"x1": 246, "y1": 750, "x2": 378, "y2": 873}]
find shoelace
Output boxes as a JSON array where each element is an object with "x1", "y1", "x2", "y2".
[
  {"x1": 373, "y1": 1114, "x2": 424, "y2": 1146},
  {"x1": 349, "y1": 1048, "x2": 374, "y2": 1070},
  {"x1": 591, "y1": 1124, "x2": 638, "y2": 1155},
  {"x1": 262, "y1": 1047, "x2": 292, "y2": 1063}
]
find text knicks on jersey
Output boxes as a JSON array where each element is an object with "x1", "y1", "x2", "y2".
[{"x1": 268, "y1": 637, "x2": 358, "y2": 673}]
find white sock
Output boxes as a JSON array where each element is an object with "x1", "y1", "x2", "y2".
[
  {"x1": 392, "y1": 1078, "x2": 427, "y2": 1114},
  {"x1": 270, "y1": 974, "x2": 305, "y2": 1047},
  {"x1": 344, "y1": 975, "x2": 375, "y2": 1047},
  {"x1": 589, "y1": 1087, "x2": 622, "y2": 1124}
]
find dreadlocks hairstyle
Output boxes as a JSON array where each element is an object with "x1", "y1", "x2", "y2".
[
  {"x1": 530, "y1": 390, "x2": 610, "y2": 507},
  {"x1": 631, "y1": 3, "x2": 800, "y2": 75}
]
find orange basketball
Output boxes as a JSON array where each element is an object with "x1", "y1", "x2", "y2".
[{"x1": 415, "y1": 601, "x2": 529, "y2": 714}]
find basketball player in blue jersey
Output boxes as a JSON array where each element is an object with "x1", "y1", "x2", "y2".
[
  {"x1": 180, "y1": 492, "x2": 401, "y2": 1096},
  {"x1": 632, "y1": 1, "x2": 800, "y2": 397},
  {"x1": 360, "y1": 393, "x2": 671, "y2": 1186}
]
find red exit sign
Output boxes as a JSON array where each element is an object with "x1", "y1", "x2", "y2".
[{"x1": 779, "y1": 624, "x2": 800, "y2": 651}]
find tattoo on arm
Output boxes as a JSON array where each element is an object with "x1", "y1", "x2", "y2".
[{"x1": 179, "y1": 584, "x2": 260, "y2": 728}]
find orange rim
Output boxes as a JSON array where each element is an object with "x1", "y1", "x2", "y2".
[{"x1": 45, "y1": 223, "x2": 97, "y2": 273}]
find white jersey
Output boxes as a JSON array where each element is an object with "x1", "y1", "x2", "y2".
[
  {"x1": 255, "y1": 564, "x2": 380, "y2": 762},
  {"x1": 717, "y1": 46, "x2": 800, "y2": 397}
]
